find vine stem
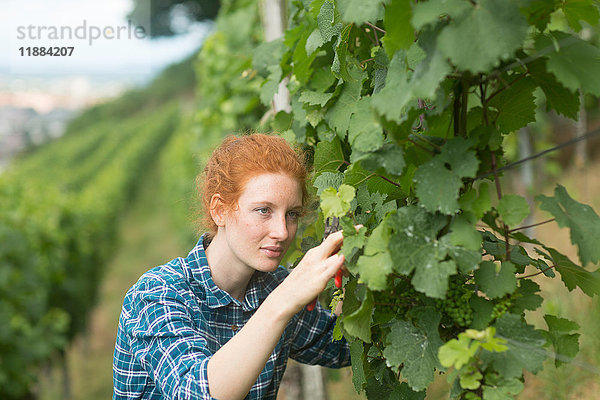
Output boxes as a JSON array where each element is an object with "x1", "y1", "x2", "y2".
[
  {"x1": 491, "y1": 138, "x2": 511, "y2": 261},
  {"x1": 340, "y1": 160, "x2": 402, "y2": 188},
  {"x1": 365, "y1": 22, "x2": 386, "y2": 33},
  {"x1": 518, "y1": 264, "x2": 557, "y2": 279},
  {"x1": 509, "y1": 218, "x2": 555, "y2": 233}
]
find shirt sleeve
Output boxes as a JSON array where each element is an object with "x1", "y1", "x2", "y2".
[
  {"x1": 288, "y1": 299, "x2": 351, "y2": 368},
  {"x1": 122, "y1": 278, "x2": 217, "y2": 399}
]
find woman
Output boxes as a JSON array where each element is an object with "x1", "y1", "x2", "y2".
[{"x1": 113, "y1": 134, "x2": 350, "y2": 399}]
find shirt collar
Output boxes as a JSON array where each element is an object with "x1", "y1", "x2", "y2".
[{"x1": 184, "y1": 233, "x2": 268, "y2": 312}]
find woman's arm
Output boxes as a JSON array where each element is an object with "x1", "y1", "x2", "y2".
[{"x1": 207, "y1": 230, "x2": 345, "y2": 399}]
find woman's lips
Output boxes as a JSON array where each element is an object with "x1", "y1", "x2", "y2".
[{"x1": 261, "y1": 246, "x2": 283, "y2": 258}]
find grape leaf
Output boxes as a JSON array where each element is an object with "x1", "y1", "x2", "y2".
[
  {"x1": 562, "y1": 0, "x2": 600, "y2": 32},
  {"x1": 317, "y1": 0, "x2": 342, "y2": 43},
  {"x1": 474, "y1": 261, "x2": 517, "y2": 299},
  {"x1": 520, "y1": 0, "x2": 559, "y2": 31},
  {"x1": 438, "y1": 0, "x2": 528, "y2": 73},
  {"x1": 482, "y1": 378, "x2": 524, "y2": 400},
  {"x1": 320, "y1": 184, "x2": 356, "y2": 218},
  {"x1": 450, "y1": 213, "x2": 482, "y2": 251},
  {"x1": 497, "y1": 194, "x2": 530, "y2": 227},
  {"x1": 488, "y1": 76, "x2": 537, "y2": 133},
  {"x1": 414, "y1": 260, "x2": 457, "y2": 299},
  {"x1": 438, "y1": 334, "x2": 479, "y2": 370},
  {"x1": 536, "y1": 184, "x2": 600, "y2": 265},
  {"x1": 354, "y1": 217, "x2": 394, "y2": 289},
  {"x1": 253, "y1": 38, "x2": 285, "y2": 76},
  {"x1": 349, "y1": 340, "x2": 367, "y2": 392},
  {"x1": 382, "y1": 0, "x2": 414, "y2": 57},
  {"x1": 536, "y1": 31, "x2": 600, "y2": 96},
  {"x1": 511, "y1": 279, "x2": 543, "y2": 314},
  {"x1": 343, "y1": 288, "x2": 374, "y2": 342},
  {"x1": 338, "y1": 0, "x2": 387, "y2": 25},
  {"x1": 260, "y1": 65, "x2": 283, "y2": 106},
  {"x1": 411, "y1": 0, "x2": 470, "y2": 30},
  {"x1": 348, "y1": 97, "x2": 385, "y2": 153},
  {"x1": 481, "y1": 314, "x2": 546, "y2": 379},
  {"x1": 313, "y1": 136, "x2": 345, "y2": 174},
  {"x1": 383, "y1": 310, "x2": 443, "y2": 391},
  {"x1": 542, "y1": 246, "x2": 600, "y2": 296},
  {"x1": 415, "y1": 159, "x2": 462, "y2": 214},
  {"x1": 299, "y1": 89, "x2": 335, "y2": 107},
  {"x1": 353, "y1": 142, "x2": 406, "y2": 177},
  {"x1": 313, "y1": 171, "x2": 344, "y2": 194},
  {"x1": 305, "y1": 28, "x2": 324, "y2": 56},
  {"x1": 372, "y1": 51, "x2": 410, "y2": 122},
  {"x1": 527, "y1": 57, "x2": 580, "y2": 120},
  {"x1": 542, "y1": 314, "x2": 580, "y2": 368},
  {"x1": 325, "y1": 66, "x2": 366, "y2": 137}
]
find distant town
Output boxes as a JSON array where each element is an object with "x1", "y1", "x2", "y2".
[{"x1": 0, "y1": 75, "x2": 139, "y2": 171}]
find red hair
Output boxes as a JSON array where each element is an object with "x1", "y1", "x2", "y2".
[{"x1": 197, "y1": 133, "x2": 309, "y2": 234}]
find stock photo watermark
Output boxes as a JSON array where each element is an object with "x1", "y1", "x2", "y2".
[{"x1": 6, "y1": 1, "x2": 152, "y2": 75}]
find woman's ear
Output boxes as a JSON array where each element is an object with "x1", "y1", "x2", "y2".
[{"x1": 209, "y1": 194, "x2": 226, "y2": 227}]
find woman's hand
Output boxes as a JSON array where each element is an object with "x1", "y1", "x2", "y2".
[{"x1": 274, "y1": 230, "x2": 346, "y2": 316}]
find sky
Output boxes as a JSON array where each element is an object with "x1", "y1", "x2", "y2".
[{"x1": 1, "y1": 0, "x2": 211, "y2": 82}]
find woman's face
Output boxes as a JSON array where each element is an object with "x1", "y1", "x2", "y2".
[{"x1": 222, "y1": 172, "x2": 303, "y2": 273}]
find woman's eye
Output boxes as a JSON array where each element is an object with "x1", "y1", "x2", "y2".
[{"x1": 256, "y1": 207, "x2": 270, "y2": 215}]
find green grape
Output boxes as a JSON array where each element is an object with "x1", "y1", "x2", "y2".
[
  {"x1": 491, "y1": 295, "x2": 513, "y2": 320},
  {"x1": 436, "y1": 277, "x2": 474, "y2": 328}
]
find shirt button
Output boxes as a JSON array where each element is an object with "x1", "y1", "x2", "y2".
[{"x1": 231, "y1": 324, "x2": 238, "y2": 332}]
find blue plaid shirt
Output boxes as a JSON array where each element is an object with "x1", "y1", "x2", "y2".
[{"x1": 113, "y1": 234, "x2": 350, "y2": 399}]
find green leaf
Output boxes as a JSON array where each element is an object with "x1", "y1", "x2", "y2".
[
  {"x1": 317, "y1": 0, "x2": 343, "y2": 43},
  {"x1": 439, "y1": 334, "x2": 479, "y2": 370},
  {"x1": 314, "y1": 137, "x2": 345, "y2": 174},
  {"x1": 536, "y1": 31, "x2": 600, "y2": 96},
  {"x1": 542, "y1": 314, "x2": 580, "y2": 368},
  {"x1": 459, "y1": 183, "x2": 492, "y2": 220},
  {"x1": 543, "y1": 246, "x2": 600, "y2": 296},
  {"x1": 320, "y1": 184, "x2": 356, "y2": 218},
  {"x1": 371, "y1": 51, "x2": 410, "y2": 123},
  {"x1": 356, "y1": 219, "x2": 394, "y2": 290},
  {"x1": 253, "y1": 38, "x2": 285, "y2": 76},
  {"x1": 470, "y1": 296, "x2": 494, "y2": 330},
  {"x1": 562, "y1": 0, "x2": 600, "y2": 32},
  {"x1": 348, "y1": 97, "x2": 385, "y2": 153},
  {"x1": 511, "y1": 279, "x2": 543, "y2": 314},
  {"x1": 389, "y1": 383, "x2": 426, "y2": 400},
  {"x1": 313, "y1": 171, "x2": 344, "y2": 195},
  {"x1": 411, "y1": 0, "x2": 470, "y2": 30},
  {"x1": 474, "y1": 261, "x2": 517, "y2": 299},
  {"x1": 325, "y1": 66, "x2": 366, "y2": 137},
  {"x1": 537, "y1": 184, "x2": 600, "y2": 265},
  {"x1": 488, "y1": 76, "x2": 537, "y2": 133},
  {"x1": 481, "y1": 314, "x2": 546, "y2": 379},
  {"x1": 349, "y1": 340, "x2": 367, "y2": 392},
  {"x1": 343, "y1": 289, "x2": 374, "y2": 342},
  {"x1": 305, "y1": 28, "x2": 324, "y2": 56},
  {"x1": 383, "y1": 310, "x2": 443, "y2": 391},
  {"x1": 520, "y1": 0, "x2": 559, "y2": 31},
  {"x1": 482, "y1": 378, "x2": 524, "y2": 400},
  {"x1": 357, "y1": 143, "x2": 406, "y2": 177},
  {"x1": 438, "y1": 0, "x2": 528, "y2": 73},
  {"x1": 338, "y1": 0, "x2": 387, "y2": 25},
  {"x1": 412, "y1": 259, "x2": 457, "y2": 299},
  {"x1": 528, "y1": 57, "x2": 580, "y2": 120},
  {"x1": 450, "y1": 214, "x2": 482, "y2": 251},
  {"x1": 299, "y1": 89, "x2": 335, "y2": 107},
  {"x1": 497, "y1": 194, "x2": 530, "y2": 227},
  {"x1": 415, "y1": 159, "x2": 462, "y2": 214},
  {"x1": 382, "y1": 0, "x2": 414, "y2": 57},
  {"x1": 260, "y1": 65, "x2": 283, "y2": 107}
]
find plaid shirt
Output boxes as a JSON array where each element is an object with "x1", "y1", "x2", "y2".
[{"x1": 113, "y1": 234, "x2": 350, "y2": 399}]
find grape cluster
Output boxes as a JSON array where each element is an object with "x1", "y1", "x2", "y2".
[
  {"x1": 373, "y1": 281, "x2": 419, "y2": 319},
  {"x1": 437, "y1": 278, "x2": 474, "y2": 327},
  {"x1": 491, "y1": 295, "x2": 513, "y2": 320}
]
